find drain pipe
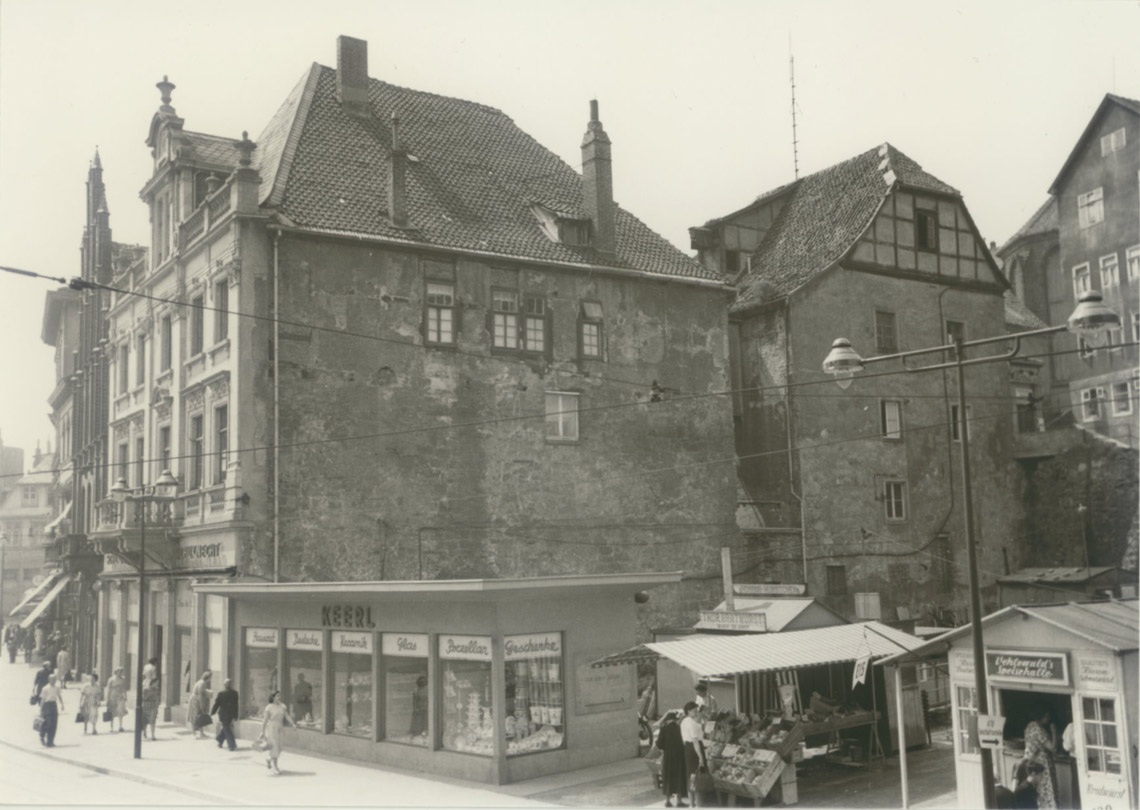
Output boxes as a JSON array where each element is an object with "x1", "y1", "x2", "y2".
[
  {"x1": 784, "y1": 303, "x2": 807, "y2": 583},
  {"x1": 272, "y1": 228, "x2": 281, "y2": 583}
]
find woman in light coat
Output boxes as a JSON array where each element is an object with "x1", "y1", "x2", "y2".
[
  {"x1": 105, "y1": 667, "x2": 129, "y2": 732},
  {"x1": 188, "y1": 671, "x2": 213, "y2": 738},
  {"x1": 79, "y1": 673, "x2": 103, "y2": 735},
  {"x1": 258, "y1": 690, "x2": 296, "y2": 775}
]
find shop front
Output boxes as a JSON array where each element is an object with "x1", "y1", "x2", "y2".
[
  {"x1": 879, "y1": 599, "x2": 1138, "y2": 810},
  {"x1": 194, "y1": 572, "x2": 678, "y2": 785}
]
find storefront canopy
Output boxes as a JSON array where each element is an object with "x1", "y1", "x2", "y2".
[
  {"x1": 875, "y1": 599, "x2": 1140, "y2": 667},
  {"x1": 592, "y1": 620, "x2": 923, "y2": 676},
  {"x1": 41, "y1": 502, "x2": 71, "y2": 536},
  {"x1": 6, "y1": 571, "x2": 61, "y2": 619},
  {"x1": 19, "y1": 573, "x2": 72, "y2": 629}
]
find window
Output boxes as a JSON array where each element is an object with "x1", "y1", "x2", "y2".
[
  {"x1": 118, "y1": 343, "x2": 130, "y2": 394},
  {"x1": 331, "y1": 631, "x2": 373, "y2": 739},
  {"x1": 880, "y1": 400, "x2": 903, "y2": 440},
  {"x1": 950, "y1": 404, "x2": 972, "y2": 442},
  {"x1": 134, "y1": 436, "x2": 145, "y2": 488},
  {"x1": 1106, "y1": 326, "x2": 1123, "y2": 353},
  {"x1": 242, "y1": 628, "x2": 279, "y2": 720},
  {"x1": 214, "y1": 405, "x2": 228, "y2": 484},
  {"x1": 136, "y1": 334, "x2": 146, "y2": 386},
  {"x1": 21, "y1": 486, "x2": 37, "y2": 507},
  {"x1": 1082, "y1": 696, "x2": 1122, "y2": 775},
  {"x1": 505, "y1": 632, "x2": 566, "y2": 756},
  {"x1": 189, "y1": 414, "x2": 204, "y2": 489},
  {"x1": 545, "y1": 391, "x2": 579, "y2": 442},
  {"x1": 383, "y1": 633, "x2": 429, "y2": 746},
  {"x1": 1133, "y1": 312, "x2": 1140, "y2": 343},
  {"x1": 854, "y1": 592, "x2": 881, "y2": 620},
  {"x1": 117, "y1": 441, "x2": 129, "y2": 485},
  {"x1": 523, "y1": 297, "x2": 548, "y2": 354},
  {"x1": 1100, "y1": 254, "x2": 1119, "y2": 290},
  {"x1": 214, "y1": 279, "x2": 228, "y2": 343},
  {"x1": 160, "y1": 314, "x2": 172, "y2": 372},
  {"x1": 955, "y1": 685, "x2": 979, "y2": 756},
  {"x1": 945, "y1": 320, "x2": 965, "y2": 347},
  {"x1": 826, "y1": 565, "x2": 847, "y2": 596},
  {"x1": 1072, "y1": 263, "x2": 1091, "y2": 299},
  {"x1": 190, "y1": 294, "x2": 205, "y2": 356},
  {"x1": 1111, "y1": 381, "x2": 1132, "y2": 416},
  {"x1": 875, "y1": 310, "x2": 898, "y2": 354},
  {"x1": 884, "y1": 480, "x2": 907, "y2": 521},
  {"x1": 1078, "y1": 188, "x2": 1104, "y2": 228},
  {"x1": 916, "y1": 208, "x2": 939, "y2": 252},
  {"x1": 1100, "y1": 127, "x2": 1126, "y2": 156},
  {"x1": 1081, "y1": 387, "x2": 1105, "y2": 421},
  {"x1": 285, "y1": 630, "x2": 323, "y2": 730},
  {"x1": 1127, "y1": 246, "x2": 1140, "y2": 281},
  {"x1": 579, "y1": 301, "x2": 603, "y2": 359},
  {"x1": 491, "y1": 289, "x2": 519, "y2": 349},
  {"x1": 439, "y1": 635, "x2": 493, "y2": 756},
  {"x1": 158, "y1": 425, "x2": 171, "y2": 479},
  {"x1": 424, "y1": 282, "x2": 455, "y2": 346}
]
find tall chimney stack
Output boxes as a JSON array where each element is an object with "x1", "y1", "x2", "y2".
[
  {"x1": 337, "y1": 35, "x2": 370, "y2": 114},
  {"x1": 581, "y1": 99, "x2": 615, "y2": 256},
  {"x1": 388, "y1": 113, "x2": 408, "y2": 227}
]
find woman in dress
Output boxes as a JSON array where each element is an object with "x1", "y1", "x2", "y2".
[
  {"x1": 38, "y1": 674, "x2": 64, "y2": 747},
  {"x1": 258, "y1": 690, "x2": 296, "y2": 775},
  {"x1": 1023, "y1": 704, "x2": 1059, "y2": 809},
  {"x1": 655, "y1": 710, "x2": 689, "y2": 808},
  {"x1": 105, "y1": 667, "x2": 129, "y2": 732},
  {"x1": 141, "y1": 674, "x2": 161, "y2": 741},
  {"x1": 79, "y1": 673, "x2": 103, "y2": 735},
  {"x1": 189, "y1": 671, "x2": 213, "y2": 738}
]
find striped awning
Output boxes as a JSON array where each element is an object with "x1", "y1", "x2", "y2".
[
  {"x1": 19, "y1": 574, "x2": 72, "y2": 629},
  {"x1": 593, "y1": 621, "x2": 923, "y2": 676},
  {"x1": 6, "y1": 571, "x2": 60, "y2": 618}
]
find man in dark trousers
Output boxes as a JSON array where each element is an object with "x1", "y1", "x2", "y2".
[{"x1": 210, "y1": 677, "x2": 239, "y2": 751}]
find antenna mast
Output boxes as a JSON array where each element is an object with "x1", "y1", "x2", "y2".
[{"x1": 789, "y1": 39, "x2": 800, "y2": 179}]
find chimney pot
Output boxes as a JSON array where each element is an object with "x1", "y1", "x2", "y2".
[
  {"x1": 388, "y1": 111, "x2": 408, "y2": 227},
  {"x1": 337, "y1": 36, "x2": 371, "y2": 114},
  {"x1": 581, "y1": 100, "x2": 615, "y2": 256}
]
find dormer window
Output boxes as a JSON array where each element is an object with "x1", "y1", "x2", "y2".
[
  {"x1": 557, "y1": 219, "x2": 591, "y2": 247},
  {"x1": 530, "y1": 202, "x2": 591, "y2": 247}
]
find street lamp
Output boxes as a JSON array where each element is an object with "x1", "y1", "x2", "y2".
[
  {"x1": 110, "y1": 468, "x2": 178, "y2": 760},
  {"x1": 823, "y1": 290, "x2": 1119, "y2": 808}
]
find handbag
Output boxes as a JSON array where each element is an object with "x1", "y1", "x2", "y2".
[
  {"x1": 193, "y1": 712, "x2": 213, "y2": 731},
  {"x1": 692, "y1": 765, "x2": 714, "y2": 795},
  {"x1": 33, "y1": 715, "x2": 44, "y2": 732},
  {"x1": 103, "y1": 709, "x2": 112, "y2": 722},
  {"x1": 29, "y1": 694, "x2": 40, "y2": 706},
  {"x1": 75, "y1": 711, "x2": 85, "y2": 723}
]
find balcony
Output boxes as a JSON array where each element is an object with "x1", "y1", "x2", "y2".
[{"x1": 179, "y1": 181, "x2": 234, "y2": 249}]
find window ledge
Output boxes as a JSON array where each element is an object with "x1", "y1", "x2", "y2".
[{"x1": 209, "y1": 338, "x2": 231, "y2": 357}]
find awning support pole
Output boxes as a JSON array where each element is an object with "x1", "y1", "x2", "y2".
[{"x1": 893, "y1": 664, "x2": 909, "y2": 808}]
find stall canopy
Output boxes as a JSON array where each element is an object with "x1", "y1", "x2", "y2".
[
  {"x1": 18, "y1": 574, "x2": 72, "y2": 629},
  {"x1": 6, "y1": 571, "x2": 61, "y2": 619},
  {"x1": 592, "y1": 620, "x2": 923, "y2": 675}
]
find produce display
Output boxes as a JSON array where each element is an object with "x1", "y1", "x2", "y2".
[{"x1": 710, "y1": 745, "x2": 784, "y2": 798}]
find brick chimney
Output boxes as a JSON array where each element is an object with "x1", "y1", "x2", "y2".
[
  {"x1": 337, "y1": 35, "x2": 370, "y2": 114},
  {"x1": 388, "y1": 113, "x2": 408, "y2": 227},
  {"x1": 581, "y1": 99, "x2": 615, "y2": 256}
]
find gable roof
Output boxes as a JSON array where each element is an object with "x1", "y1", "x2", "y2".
[
  {"x1": 729, "y1": 143, "x2": 972, "y2": 313},
  {"x1": 253, "y1": 64, "x2": 717, "y2": 282},
  {"x1": 1048, "y1": 93, "x2": 1140, "y2": 195},
  {"x1": 998, "y1": 197, "x2": 1058, "y2": 255},
  {"x1": 1004, "y1": 290, "x2": 1048, "y2": 330}
]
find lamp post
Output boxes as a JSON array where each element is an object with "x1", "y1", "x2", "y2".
[
  {"x1": 823, "y1": 291, "x2": 1119, "y2": 808},
  {"x1": 110, "y1": 469, "x2": 178, "y2": 760}
]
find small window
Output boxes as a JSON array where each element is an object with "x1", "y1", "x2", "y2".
[
  {"x1": 1100, "y1": 254, "x2": 1119, "y2": 290},
  {"x1": 117, "y1": 441, "x2": 129, "y2": 485},
  {"x1": 190, "y1": 294, "x2": 205, "y2": 356},
  {"x1": 945, "y1": 319, "x2": 966, "y2": 361},
  {"x1": 118, "y1": 343, "x2": 130, "y2": 395},
  {"x1": 160, "y1": 314, "x2": 172, "y2": 372},
  {"x1": 884, "y1": 480, "x2": 907, "y2": 521},
  {"x1": 950, "y1": 404, "x2": 972, "y2": 442},
  {"x1": 916, "y1": 208, "x2": 939, "y2": 252},
  {"x1": 1072, "y1": 263, "x2": 1092, "y2": 300},
  {"x1": 579, "y1": 301, "x2": 603, "y2": 359},
  {"x1": 1078, "y1": 188, "x2": 1104, "y2": 229},
  {"x1": 956, "y1": 685, "x2": 979, "y2": 756},
  {"x1": 1100, "y1": 127, "x2": 1126, "y2": 156},
  {"x1": 136, "y1": 334, "x2": 147, "y2": 386},
  {"x1": 158, "y1": 424, "x2": 171, "y2": 480},
  {"x1": 875, "y1": 310, "x2": 898, "y2": 354},
  {"x1": 1127, "y1": 246, "x2": 1140, "y2": 281},
  {"x1": 21, "y1": 486, "x2": 37, "y2": 507},
  {"x1": 425, "y1": 282, "x2": 456, "y2": 346},
  {"x1": 523, "y1": 297, "x2": 548, "y2": 354},
  {"x1": 189, "y1": 414, "x2": 204, "y2": 490},
  {"x1": 1081, "y1": 387, "x2": 1105, "y2": 421},
  {"x1": 214, "y1": 404, "x2": 229, "y2": 484},
  {"x1": 1083, "y1": 696, "x2": 1122, "y2": 775},
  {"x1": 545, "y1": 391, "x2": 579, "y2": 443},
  {"x1": 491, "y1": 290, "x2": 519, "y2": 350},
  {"x1": 214, "y1": 279, "x2": 229, "y2": 343},
  {"x1": 1111, "y1": 381, "x2": 1132, "y2": 416},
  {"x1": 826, "y1": 565, "x2": 847, "y2": 596},
  {"x1": 854, "y1": 592, "x2": 881, "y2": 620},
  {"x1": 1132, "y1": 312, "x2": 1140, "y2": 343},
  {"x1": 880, "y1": 400, "x2": 903, "y2": 440},
  {"x1": 134, "y1": 436, "x2": 145, "y2": 488}
]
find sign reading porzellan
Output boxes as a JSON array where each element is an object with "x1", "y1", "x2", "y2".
[{"x1": 984, "y1": 650, "x2": 1068, "y2": 686}]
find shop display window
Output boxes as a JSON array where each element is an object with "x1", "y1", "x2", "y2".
[
  {"x1": 439, "y1": 635, "x2": 494, "y2": 756},
  {"x1": 955, "y1": 685, "x2": 978, "y2": 756},
  {"x1": 504, "y1": 632, "x2": 565, "y2": 756},
  {"x1": 243, "y1": 628, "x2": 279, "y2": 719},
  {"x1": 332, "y1": 631, "x2": 374, "y2": 738},
  {"x1": 1083, "y1": 697, "x2": 1122, "y2": 774},
  {"x1": 383, "y1": 633, "x2": 430, "y2": 746},
  {"x1": 285, "y1": 629, "x2": 324, "y2": 730}
]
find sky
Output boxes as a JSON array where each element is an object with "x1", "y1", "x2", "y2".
[{"x1": 1, "y1": 0, "x2": 1138, "y2": 466}]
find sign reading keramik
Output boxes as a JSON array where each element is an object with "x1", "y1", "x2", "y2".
[{"x1": 984, "y1": 649, "x2": 1068, "y2": 686}]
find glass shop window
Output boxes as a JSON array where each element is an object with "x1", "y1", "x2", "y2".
[
  {"x1": 955, "y1": 685, "x2": 979, "y2": 756},
  {"x1": 1083, "y1": 696, "x2": 1122, "y2": 775},
  {"x1": 504, "y1": 632, "x2": 565, "y2": 756},
  {"x1": 285, "y1": 630, "x2": 324, "y2": 730},
  {"x1": 243, "y1": 628, "x2": 279, "y2": 719},
  {"x1": 331, "y1": 631, "x2": 374, "y2": 739},
  {"x1": 382, "y1": 633, "x2": 429, "y2": 747},
  {"x1": 439, "y1": 635, "x2": 494, "y2": 756}
]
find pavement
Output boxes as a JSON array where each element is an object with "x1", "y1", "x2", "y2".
[{"x1": 0, "y1": 658, "x2": 960, "y2": 808}]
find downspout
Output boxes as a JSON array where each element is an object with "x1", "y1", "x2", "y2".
[
  {"x1": 272, "y1": 229, "x2": 281, "y2": 583},
  {"x1": 784, "y1": 302, "x2": 807, "y2": 583}
]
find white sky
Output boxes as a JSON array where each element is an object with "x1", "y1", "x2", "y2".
[{"x1": 2, "y1": 0, "x2": 1138, "y2": 462}]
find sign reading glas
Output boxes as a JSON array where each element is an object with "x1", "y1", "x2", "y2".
[{"x1": 984, "y1": 649, "x2": 1068, "y2": 686}]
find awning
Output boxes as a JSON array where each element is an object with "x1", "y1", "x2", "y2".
[
  {"x1": 6, "y1": 572, "x2": 60, "y2": 618},
  {"x1": 19, "y1": 574, "x2": 72, "y2": 629},
  {"x1": 593, "y1": 621, "x2": 923, "y2": 676},
  {"x1": 42, "y1": 502, "x2": 71, "y2": 536}
]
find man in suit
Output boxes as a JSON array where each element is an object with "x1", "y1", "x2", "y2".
[{"x1": 210, "y1": 677, "x2": 240, "y2": 751}]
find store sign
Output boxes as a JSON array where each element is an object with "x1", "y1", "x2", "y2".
[
  {"x1": 286, "y1": 629, "x2": 324, "y2": 651},
  {"x1": 321, "y1": 604, "x2": 377, "y2": 629},
  {"x1": 733, "y1": 583, "x2": 806, "y2": 596},
  {"x1": 173, "y1": 536, "x2": 236, "y2": 570},
  {"x1": 949, "y1": 648, "x2": 975, "y2": 680},
  {"x1": 382, "y1": 633, "x2": 429, "y2": 657},
  {"x1": 439, "y1": 634, "x2": 492, "y2": 661},
  {"x1": 976, "y1": 715, "x2": 1006, "y2": 749},
  {"x1": 504, "y1": 632, "x2": 561, "y2": 661},
  {"x1": 1075, "y1": 653, "x2": 1118, "y2": 691},
  {"x1": 985, "y1": 650, "x2": 1068, "y2": 685},
  {"x1": 245, "y1": 627, "x2": 279, "y2": 648},
  {"x1": 696, "y1": 610, "x2": 767, "y2": 632},
  {"x1": 1083, "y1": 776, "x2": 1129, "y2": 810},
  {"x1": 331, "y1": 631, "x2": 373, "y2": 655}
]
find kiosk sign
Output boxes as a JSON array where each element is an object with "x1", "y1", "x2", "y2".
[
  {"x1": 696, "y1": 610, "x2": 767, "y2": 632},
  {"x1": 976, "y1": 715, "x2": 1006, "y2": 749},
  {"x1": 985, "y1": 650, "x2": 1068, "y2": 686}
]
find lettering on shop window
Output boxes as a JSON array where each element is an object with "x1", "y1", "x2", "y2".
[
  {"x1": 504, "y1": 633, "x2": 561, "y2": 659},
  {"x1": 321, "y1": 605, "x2": 377, "y2": 629},
  {"x1": 382, "y1": 633, "x2": 429, "y2": 657},
  {"x1": 286, "y1": 630, "x2": 324, "y2": 650},
  {"x1": 439, "y1": 634, "x2": 493, "y2": 661}
]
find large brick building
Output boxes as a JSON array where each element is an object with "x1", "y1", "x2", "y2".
[{"x1": 691, "y1": 144, "x2": 1033, "y2": 624}]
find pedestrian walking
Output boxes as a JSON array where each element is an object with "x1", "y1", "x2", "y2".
[
  {"x1": 79, "y1": 673, "x2": 103, "y2": 735},
  {"x1": 105, "y1": 667, "x2": 129, "y2": 732},
  {"x1": 55, "y1": 646, "x2": 71, "y2": 688},
  {"x1": 257, "y1": 690, "x2": 296, "y2": 775},
  {"x1": 22, "y1": 629, "x2": 34, "y2": 663},
  {"x1": 189, "y1": 671, "x2": 213, "y2": 738},
  {"x1": 4, "y1": 624, "x2": 19, "y2": 663},
  {"x1": 142, "y1": 657, "x2": 158, "y2": 688},
  {"x1": 141, "y1": 676, "x2": 160, "y2": 741},
  {"x1": 31, "y1": 660, "x2": 51, "y2": 703},
  {"x1": 655, "y1": 710, "x2": 689, "y2": 807},
  {"x1": 38, "y1": 674, "x2": 63, "y2": 747},
  {"x1": 210, "y1": 677, "x2": 239, "y2": 751}
]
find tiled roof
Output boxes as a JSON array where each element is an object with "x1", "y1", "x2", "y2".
[
  {"x1": 1049, "y1": 93, "x2": 1140, "y2": 194},
  {"x1": 998, "y1": 197, "x2": 1058, "y2": 254},
  {"x1": 1004, "y1": 290, "x2": 1048, "y2": 330},
  {"x1": 255, "y1": 65, "x2": 717, "y2": 282},
  {"x1": 731, "y1": 144, "x2": 960, "y2": 312},
  {"x1": 175, "y1": 130, "x2": 242, "y2": 170}
]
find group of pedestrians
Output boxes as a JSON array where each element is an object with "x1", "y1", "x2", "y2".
[{"x1": 654, "y1": 682, "x2": 718, "y2": 808}]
